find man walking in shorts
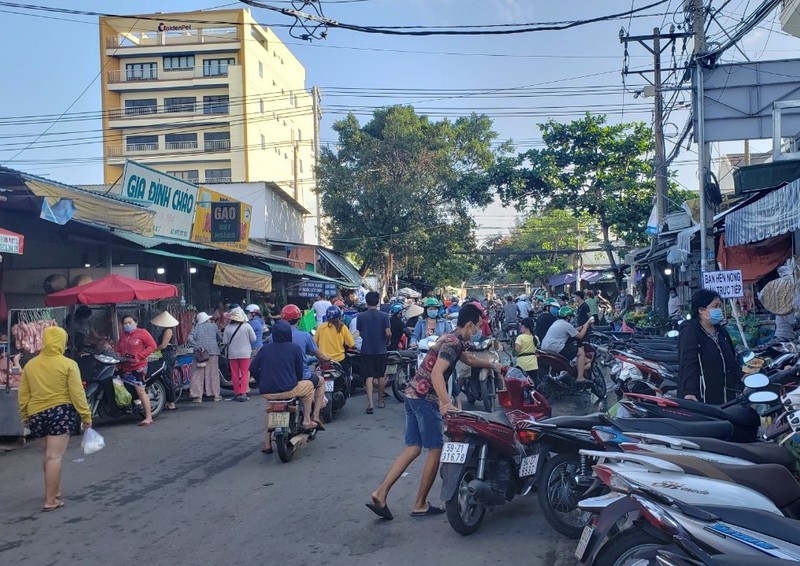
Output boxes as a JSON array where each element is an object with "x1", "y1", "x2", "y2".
[
  {"x1": 366, "y1": 304, "x2": 503, "y2": 519},
  {"x1": 357, "y1": 291, "x2": 391, "y2": 414}
]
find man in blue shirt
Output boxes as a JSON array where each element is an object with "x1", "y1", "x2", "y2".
[
  {"x1": 357, "y1": 291, "x2": 391, "y2": 414},
  {"x1": 280, "y1": 304, "x2": 331, "y2": 379},
  {"x1": 446, "y1": 297, "x2": 460, "y2": 316}
]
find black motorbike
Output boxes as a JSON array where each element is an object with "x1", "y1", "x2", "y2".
[
  {"x1": 387, "y1": 349, "x2": 417, "y2": 402},
  {"x1": 79, "y1": 351, "x2": 169, "y2": 420},
  {"x1": 315, "y1": 360, "x2": 352, "y2": 423}
]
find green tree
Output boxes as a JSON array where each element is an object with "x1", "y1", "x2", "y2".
[
  {"x1": 490, "y1": 113, "x2": 658, "y2": 290},
  {"x1": 317, "y1": 105, "x2": 502, "y2": 290}
]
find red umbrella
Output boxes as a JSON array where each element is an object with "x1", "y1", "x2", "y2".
[{"x1": 44, "y1": 274, "x2": 178, "y2": 306}]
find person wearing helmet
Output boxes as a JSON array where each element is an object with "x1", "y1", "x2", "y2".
[
  {"x1": 245, "y1": 304, "x2": 265, "y2": 350},
  {"x1": 314, "y1": 305, "x2": 355, "y2": 377},
  {"x1": 410, "y1": 298, "x2": 449, "y2": 348},
  {"x1": 312, "y1": 291, "x2": 333, "y2": 325},
  {"x1": 388, "y1": 302, "x2": 407, "y2": 350},
  {"x1": 281, "y1": 304, "x2": 332, "y2": 378},
  {"x1": 503, "y1": 295, "x2": 519, "y2": 336},
  {"x1": 445, "y1": 297, "x2": 460, "y2": 316},
  {"x1": 540, "y1": 305, "x2": 594, "y2": 382},
  {"x1": 535, "y1": 298, "x2": 561, "y2": 344}
]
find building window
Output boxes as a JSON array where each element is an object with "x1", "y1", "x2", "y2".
[
  {"x1": 203, "y1": 95, "x2": 229, "y2": 115},
  {"x1": 203, "y1": 58, "x2": 234, "y2": 77},
  {"x1": 261, "y1": 134, "x2": 266, "y2": 150},
  {"x1": 299, "y1": 159, "x2": 304, "y2": 173},
  {"x1": 259, "y1": 99, "x2": 264, "y2": 114},
  {"x1": 163, "y1": 54, "x2": 194, "y2": 72},
  {"x1": 205, "y1": 168, "x2": 232, "y2": 183},
  {"x1": 166, "y1": 170, "x2": 199, "y2": 182},
  {"x1": 258, "y1": 61, "x2": 263, "y2": 77},
  {"x1": 164, "y1": 96, "x2": 196, "y2": 113},
  {"x1": 126, "y1": 135, "x2": 158, "y2": 152},
  {"x1": 298, "y1": 129, "x2": 302, "y2": 141},
  {"x1": 124, "y1": 98, "x2": 157, "y2": 116},
  {"x1": 125, "y1": 62, "x2": 157, "y2": 81},
  {"x1": 165, "y1": 133, "x2": 198, "y2": 150},
  {"x1": 204, "y1": 131, "x2": 230, "y2": 152}
]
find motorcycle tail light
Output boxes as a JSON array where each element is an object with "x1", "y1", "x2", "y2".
[
  {"x1": 498, "y1": 391, "x2": 513, "y2": 409},
  {"x1": 592, "y1": 464, "x2": 633, "y2": 494},
  {"x1": 631, "y1": 495, "x2": 682, "y2": 535},
  {"x1": 268, "y1": 403, "x2": 288, "y2": 412},
  {"x1": 517, "y1": 430, "x2": 540, "y2": 444},
  {"x1": 591, "y1": 428, "x2": 618, "y2": 445}
]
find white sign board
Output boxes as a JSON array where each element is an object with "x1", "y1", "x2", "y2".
[
  {"x1": 702, "y1": 270, "x2": 744, "y2": 299},
  {"x1": 119, "y1": 161, "x2": 197, "y2": 240}
]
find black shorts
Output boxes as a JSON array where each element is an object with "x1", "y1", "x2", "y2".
[
  {"x1": 360, "y1": 354, "x2": 388, "y2": 379},
  {"x1": 559, "y1": 342, "x2": 579, "y2": 361},
  {"x1": 28, "y1": 404, "x2": 80, "y2": 439}
]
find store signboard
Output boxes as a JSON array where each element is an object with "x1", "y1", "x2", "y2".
[
  {"x1": 119, "y1": 161, "x2": 197, "y2": 241},
  {"x1": 702, "y1": 269, "x2": 744, "y2": 299},
  {"x1": 210, "y1": 202, "x2": 241, "y2": 242},
  {"x1": 0, "y1": 228, "x2": 24, "y2": 254},
  {"x1": 190, "y1": 186, "x2": 252, "y2": 252},
  {"x1": 294, "y1": 281, "x2": 337, "y2": 299}
]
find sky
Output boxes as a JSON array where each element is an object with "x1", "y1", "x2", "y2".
[{"x1": 0, "y1": 0, "x2": 797, "y2": 242}]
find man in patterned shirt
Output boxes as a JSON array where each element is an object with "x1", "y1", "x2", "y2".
[{"x1": 366, "y1": 303, "x2": 502, "y2": 520}]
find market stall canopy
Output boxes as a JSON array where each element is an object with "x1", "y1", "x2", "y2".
[
  {"x1": 213, "y1": 263, "x2": 272, "y2": 293},
  {"x1": 725, "y1": 180, "x2": 800, "y2": 246},
  {"x1": 0, "y1": 226, "x2": 24, "y2": 254},
  {"x1": 44, "y1": 274, "x2": 178, "y2": 306},
  {"x1": 397, "y1": 287, "x2": 421, "y2": 298}
]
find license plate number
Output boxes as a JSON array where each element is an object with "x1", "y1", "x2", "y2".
[
  {"x1": 519, "y1": 454, "x2": 539, "y2": 477},
  {"x1": 440, "y1": 442, "x2": 469, "y2": 464},
  {"x1": 324, "y1": 380, "x2": 335, "y2": 392},
  {"x1": 267, "y1": 412, "x2": 290, "y2": 428},
  {"x1": 385, "y1": 364, "x2": 398, "y2": 375},
  {"x1": 574, "y1": 525, "x2": 594, "y2": 561}
]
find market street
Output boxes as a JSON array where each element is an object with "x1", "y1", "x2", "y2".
[{"x1": 0, "y1": 391, "x2": 581, "y2": 566}]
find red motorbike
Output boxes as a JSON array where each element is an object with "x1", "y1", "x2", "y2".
[
  {"x1": 536, "y1": 344, "x2": 607, "y2": 401},
  {"x1": 439, "y1": 368, "x2": 550, "y2": 535}
]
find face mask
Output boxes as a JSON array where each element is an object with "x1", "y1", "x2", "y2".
[
  {"x1": 550, "y1": 307, "x2": 559, "y2": 316},
  {"x1": 670, "y1": 293, "x2": 677, "y2": 298},
  {"x1": 427, "y1": 309, "x2": 439, "y2": 318},
  {"x1": 470, "y1": 323, "x2": 482, "y2": 341},
  {"x1": 123, "y1": 324, "x2": 135, "y2": 333},
  {"x1": 707, "y1": 308, "x2": 724, "y2": 325}
]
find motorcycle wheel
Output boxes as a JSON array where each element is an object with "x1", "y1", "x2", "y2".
[
  {"x1": 445, "y1": 467, "x2": 486, "y2": 535},
  {"x1": 321, "y1": 393, "x2": 333, "y2": 424},
  {"x1": 275, "y1": 432, "x2": 295, "y2": 463},
  {"x1": 392, "y1": 367, "x2": 408, "y2": 403},
  {"x1": 172, "y1": 367, "x2": 184, "y2": 403},
  {"x1": 146, "y1": 379, "x2": 167, "y2": 418},
  {"x1": 537, "y1": 453, "x2": 592, "y2": 539},
  {"x1": 590, "y1": 365, "x2": 608, "y2": 401},
  {"x1": 218, "y1": 362, "x2": 232, "y2": 390},
  {"x1": 594, "y1": 526, "x2": 667, "y2": 566},
  {"x1": 480, "y1": 378, "x2": 494, "y2": 412}
]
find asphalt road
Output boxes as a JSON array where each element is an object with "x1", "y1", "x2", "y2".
[{"x1": 0, "y1": 389, "x2": 587, "y2": 566}]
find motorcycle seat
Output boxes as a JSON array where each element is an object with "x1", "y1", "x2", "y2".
[
  {"x1": 479, "y1": 410, "x2": 513, "y2": 428},
  {"x1": 670, "y1": 399, "x2": 759, "y2": 428},
  {"x1": 542, "y1": 413, "x2": 606, "y2": 429},
  {"x1": 626, "y1": 349, "x2": 679, "y2": 363},
  {"x1": 610, "y1": 417, "x2": 734, "y2": 439},
  {"x1": 698, "y1": 506, "x2": 800, "y2": 549},
  {"x1": 681, "y1": 437, "x2": 797, "y2": 470},
  {"x1": 396, "y1": 350, "x2": 418, "y2": 360},
  {"x1": 538, "y1": 350, "x2": 573, "y2": 365}
]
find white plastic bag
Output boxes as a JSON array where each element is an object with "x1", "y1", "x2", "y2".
[{"x1": 81, "y1": 428, "x2": 106, "y2": 455}]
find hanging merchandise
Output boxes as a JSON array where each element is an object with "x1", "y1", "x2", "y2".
[
  {"x1": 759, "y1": 258, "x2": 797, "y2": 316},
  {"x1": 6, "y1": 308, "x2": 67, "y2": 392}
]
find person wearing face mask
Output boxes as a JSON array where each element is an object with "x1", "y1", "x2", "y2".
[
  {"x1": 535, "y1": 298, "x2": 561, "y2": 344},
  {"x1": 677, "y1": 289, "x2": 741, "y2": 404},
  {"x1": 115, "y1": 314, "x2": 157, "y2": 426},
  {"x1": 410, "y1": 298, "x2": 449, "y2": 347},
  {"x1": 667, "y1": 287, "x2": 684, "y2": 318}
]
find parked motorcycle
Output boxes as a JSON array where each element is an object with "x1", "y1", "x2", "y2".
[
  {"x1": 458, "y1": 337, "x2": 503, "y2": 412},
  {"x1": 315, "y1": 360, "x2": 351, "y2": 423},
  {"x1": 537, "y1": 343, "x2": 608, "y2": 402},
  {"x1": 265, "y1": 396, "x2": 319, "y2": 463},
  {"x1": 80, "y1": 351, "x2": 168, "y2": 421},
  {"x1": 387, "y1": 349, "x2": 417, "y2": 402}
]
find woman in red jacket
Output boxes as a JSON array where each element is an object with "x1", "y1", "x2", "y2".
[{"x1": 115, "y1": 314, "x2": 157, "y2": 426}]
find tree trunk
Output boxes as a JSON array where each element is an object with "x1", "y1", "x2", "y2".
[{"x1": 601, "y1": 223, "x2": 623, "y2": 293}]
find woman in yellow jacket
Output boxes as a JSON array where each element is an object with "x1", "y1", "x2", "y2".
[
  {"x1": 314, "y1": 305, "x2": 355, "y2": 376},
  {"x1": 18, "y1": 326, "x2": 92, "y2": 512}
]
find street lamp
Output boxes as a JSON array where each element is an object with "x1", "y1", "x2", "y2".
[
  {"x1": 664, "y1": 267, "x2": 673, "y2": 276},
  {"x1": 156, "y1": 267, "x2": 166, "y2": 275},
  {"x1": 189, "y1": 267, "x2": 198, "y2": 274}
]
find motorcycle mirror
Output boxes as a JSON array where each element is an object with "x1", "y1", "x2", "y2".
[
  {"x1": 748, "y1": 390, "x2": 779, "y2": 404},
  {"x1": 741, "y1": 351, "x2": 756, "y2": 364},
  {"x1": 743, "y1": 373, "x2": 769, "y2": 390},
  {"x1": 665, "y1": 330, "x2": 679, "y2": 338}
]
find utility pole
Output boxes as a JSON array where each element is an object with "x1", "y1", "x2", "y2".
[
  {"x1": 311, "y1": 86, "x2": 322, "y2": 245},
  {"x1": 653, "y1": 27, "x2": 667, "y2": 223},
  {"x1": 293, "y1": 140, "x2": 300, "y2": 201}
]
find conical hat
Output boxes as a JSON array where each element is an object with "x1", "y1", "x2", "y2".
[{"x1": 151, "y1": 311, "x2": 179, "y2": 328}]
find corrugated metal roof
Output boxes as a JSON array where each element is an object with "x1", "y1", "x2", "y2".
[{"x1": 316, "y1": 248, "x2": 363, "y2": 287}]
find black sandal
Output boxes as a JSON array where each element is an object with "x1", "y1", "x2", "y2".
[{"x1": 366, "y1": 407, "x2": 374, "y2": 414}]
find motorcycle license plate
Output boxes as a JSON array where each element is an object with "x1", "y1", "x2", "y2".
[
  {"x1": 574, "y1": 525, "x2": 594, "y2": 561},
  {"x1": 519, "y1": 454, "x2": 539, "y2": 477},
  {"x1": 385, "y1": 364, "x2": 398, "y2": 376},
  {"x1": 440, "y1": 442, "x2": 469, "y2": 464},
  {"x1": 324, "y1": 380, "x2": 335, "y2": 392},
  {"x1": 267, "y1": 412, "x2": 290, "y2": 428}
]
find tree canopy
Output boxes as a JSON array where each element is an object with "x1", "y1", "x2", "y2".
[{"x1": 316, "y1": 105, "x2": 505, "y2": 290}]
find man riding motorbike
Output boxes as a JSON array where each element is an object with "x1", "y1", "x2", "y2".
[
  {"x1": 540, "y1": 306, "x2": 594, "y2": 382},
  {"x1": 535, "y1": 298, "x2": 561, "y2": 344}
]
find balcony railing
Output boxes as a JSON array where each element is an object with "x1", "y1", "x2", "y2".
[
  {"x1": 165, "y1": 141, "x2": 199, "y2": 150},
  {"x1": 203, "y1": 177, "x2": 231, "y2": 184},
  {"x1": 126, "y1": 143, "x2": 159, "y2": 153},
  {"x1": 107, "y1": 104, "x2": 231, "y2": 120},
  {"x1": 107, "y1": 66, "x2": 232, "y2": 84},
  {"x1": 204, "y1": 139, "x2": 231, "y2": 152},
  {"x1": 106, "y1": 28, "x2": 239, "y2": 49}
]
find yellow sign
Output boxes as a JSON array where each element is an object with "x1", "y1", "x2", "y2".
[{"x1": 191, "y1": 186, "x2": 252, "y2": 252}]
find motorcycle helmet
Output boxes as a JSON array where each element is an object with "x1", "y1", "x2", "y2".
[
  {"x1": 558, "y1": 306, "x2": 576, "y2": 319},
  {"x1": 389, "y1": 303, "x2": 403, "y2": 315},
  {"x1": 422, "y1": 297, "x2": 439, "y2": 307},
  {"x1": 281, "y1": 304, "x2": 302, "y2": 322},
  {"x1": 543, "y1": 298, "x2": 560, "y2": 308},
  {"x1": 245, "y1": 303, "x2": 260, "y2": 313},
  {"x1": 325, "y1": 305, "x2": 342, "y2": 320}
]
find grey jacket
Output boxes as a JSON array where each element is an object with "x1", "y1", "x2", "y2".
[
  {"x1": 188, "y1": 322, "x2": 222, "y2": 356},
  {"x1": 223, "y1": 322, "x2": 257, "y2": 359}
]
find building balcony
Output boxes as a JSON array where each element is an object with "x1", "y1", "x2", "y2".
[
  {"x1": 781, "y1": 0, "x2": 800, "y2": 38},
  {"x1": 165, "y1": 141, "x2": 199, "y2": 151},
  {"x1": 106, "y1": 106, "x2": 231, "y2": 127},
  {"x1": 204, "y1": 139, "x2": 231, "y2": 152},
  {"x1": 106, "y1": 28, "x2": 239, "y2": 50},
  {"x1": 107, "y1": 67, "x2": 232, "y2": 84},
  {"x1": 203, "y1": 177, "x2": 231, "y2": 184},
  {"x1": 107, "y1": 143, "x2": 159, "y2": 157}
]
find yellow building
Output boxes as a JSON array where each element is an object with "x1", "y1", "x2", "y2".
[{"x1": 99, "y1": 8, "x2": 318, "y2": 242}]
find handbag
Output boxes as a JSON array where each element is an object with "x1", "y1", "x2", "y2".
[
  {"x1": 220, "y1": 323, "x2": 243, "y2": 357},
  {"x1": 194, "y1": 347, "x2": 210, "y2": 367}
]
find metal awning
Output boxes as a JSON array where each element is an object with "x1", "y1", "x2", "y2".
[
  {"x1": 316, "y1": 248, "x2": 362, "y2": 288},
  {"x1": 213, "y1": 263, "x2": 272, "y2": 293},
  {"x1": 725, "y1": 180, "x2": 800, "y2": 246},
  {"x1": 112, "y1": 230, "x2": 209, "y2": 250},
  {"x1": 143, "y1": 249, "x2": 211, "y2": 265}
]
